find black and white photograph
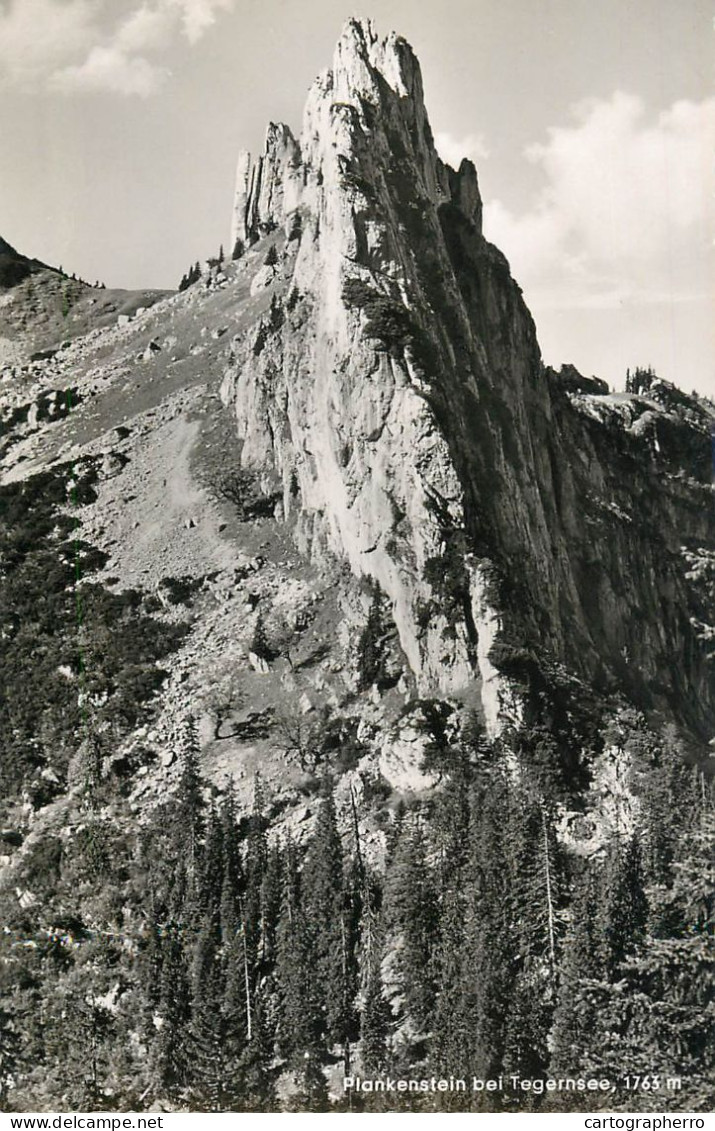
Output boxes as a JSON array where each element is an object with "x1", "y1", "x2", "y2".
[{"x1": 0, "y1": 0, "x2": 712, "y2": 1118}]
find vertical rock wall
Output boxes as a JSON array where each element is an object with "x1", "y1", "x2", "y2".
[{"x1": 221, "y1": 18, "x2": 715, "y2": 736}]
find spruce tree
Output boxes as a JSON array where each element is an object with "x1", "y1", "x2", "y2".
[
  {"x1": 174, "y1": 717, "x2": 205, "y2": 887},
  {"x1": 188, "y1": 909, "x2": 228, "y2": 1111},
  {"x1": 617, "y1": 807, "x2": 715, "y2": 1109},
  {"x1": 219, "y1": 787, "x2": 243, "y2": 948},
  {"x1": 152, "y1": 867, "x2": 192, "y2": 1095},
  {"x1": 199, "y1": 797, "x2": 224, "y2": 919},
  {"x1": 458, "y1": 771, "x2": 517, "y2": 1082},
  {"x1": 597, "y1": 837, "x2": 648, "y2": 981},
  {"x1": 275, "y1": 838, "x2": 323, "y2": 1065},
  {"x1": 356, "y1": 584, "x2": 389, "y2": 690},
  {"x1": 244, "y1": 775, "x2": 267, "y2": 970},
  {"x1": 382, "y1": 815, "x2": 437, "y2": 1032},
  {"x1": 361, "y1": 962, "x2": 391, "y2": 1075},
  {"x1": 551, "y1": 867, "x2": 604, "y2": 1077},
  {"x1": 259, "y1": 841, "x2": 282, "y2": 968},
  {"x1": 302, "y1": 787, "x2": 356, "y2": 1052},
  {"x1": 430, "y1": 882, "x2": 471, "y2": 1097},
  {"x1": 501, "y1": 792, "x2": 564, "y2": 1076},
  {"x1": 639, "y1": 724, "x2": 702, "y2": 887},
  {"x1": 234, "y1": 996, "x2": 275, "y2": 1111},
  {"x1": 285, "y1": 1052, "x2": 330, "y2": 1112},
  {"x1": 47, "y1": 992, "x2": 113, "y2": 1110},
  {"x1": 78, "y1": 731, "x2": 103, "y2": 805}
]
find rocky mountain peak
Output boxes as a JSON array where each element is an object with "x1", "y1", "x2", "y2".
[
  {"x1": 0, "y1": 235, "x2": 45, "y2": 288},
  {"x1": 223, "y1": 20, "x2": 713, "y2": 735},
  {"x1": 0, "y1": 234, "x2": 19, "y2": 256},
  {"x1": 230, "y1": 17, "x2": 481, "y2": 256},
  {"x1": 1, "y1": 21, "x2": 713, "y2": 1113},
  {"x1": 330, "y1": 17, "x2": 424, "y2": 112}
]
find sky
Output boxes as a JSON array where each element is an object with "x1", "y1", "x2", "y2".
[{"x1": 0, "y1": 0, "x2": 712, "y2": 396}]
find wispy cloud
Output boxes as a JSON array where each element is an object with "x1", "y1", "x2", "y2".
[
  {"x1": 483, "y1": 92, "x2": 715, "y2": 310},
  {"x1": 0, "y1": 0, "x2": 235, "y2": 96}
]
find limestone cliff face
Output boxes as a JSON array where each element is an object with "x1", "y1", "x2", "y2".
[{"x1": 221, "y1": 18, "x2": 714, "y2": 736}]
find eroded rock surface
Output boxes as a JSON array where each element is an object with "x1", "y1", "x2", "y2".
[{"x1": 220, "y1": 17, "x2": 714, "y2": 735}]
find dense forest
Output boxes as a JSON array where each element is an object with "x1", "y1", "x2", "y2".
[{"x1": 0, "y1": 466, "x2": 712, "y2": 1113}]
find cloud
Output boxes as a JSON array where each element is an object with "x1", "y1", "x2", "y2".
[
  {"x1": 435, "y1": 130, "x2": 490, "y2": 168},
  {"x1": 483, "y1": 92, "x2": 715, "y2": 310},
  {"x1": 0, "y1": 0, "x2": 96, "y2": 85},
  {"x1": 115, "y1": 3, "x2": 174, "y2": 52},
  {"x1": 167, "y1": 0, "x2": 234, "y2": 45},
  {"x1": 52, "y1": 43, "x2": 167, "y2": 96},
  {"x1": 0, "y1": 0, "x2": 235, "y2": 95}
]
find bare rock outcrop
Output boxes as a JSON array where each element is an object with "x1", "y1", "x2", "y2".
[{"x1": 221, "y1": 17, "x2": 715, "y2": 737}]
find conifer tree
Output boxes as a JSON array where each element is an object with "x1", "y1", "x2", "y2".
[
  {"x1": 505, "y1": 789, "x2": 565, "y2": 1072},
  {"x1": 457, "y1": 771, "x2": 518, "y2": 1081},
  {"x1": 244, "y1": 775, "x2": 267, "y2": 969},
  {"x1": 302, "y1": 787, "x2": 356, "y2": 1052},
  {"x1": 188, "y1": 908, "x2": 229, "y2": 1111},
  {"x1": 431, "y1": 747, "x2": 471, "y2": 883},
  {"x1": 152, "y1": 933, "x2": 191, "y2": 1095},
  {"x1": 199, "y1": 797, "x2": 224, "y2": 919},
  {"x1": 639, "y1": 724, "x2": 702, "y2": 887},
  {"x1": 174, "y1": 718, "x2": 205, "y2": 895},
  {"x1": 385, "y1": 799, "x2": 407, "y2": 862},
  {"x1": 615, "y1": 806, "x2": 715, "y2": 1109},
  {"x1": 552, "y1": 839, "x2": 649, "y2": 1096},
  {"x1": 45, "y1": 990, "x2": 113, "y2": 1110},
  {"x1": 232, "y1": 1002, "x2": 274, "y2": 1110},
  {"x1": 152, "y1": 867, "x2": 192, "y2": 1095},
  {"x1": 275, "y1": 839, "x2": 323, "y2": 1065},
  {"x1": 78, "y1": 732, "x2": 103, "y2": 805},
  {"x1": 286, "y1": 1052, "x2": 330, "y2": 1112},
  {"x1": 551, "y1": 868, "x2": 604, "y2": 1076},
  {"x1": 361, "y1": 961, "x2": 391, "y2": 1075},
  {"x1": 430, "y1": 882, "x2": 471, "y2": 1094},
  {"x1": 597, "y1": 837, "x2": 648, "y2": 981},
  {"x1": 137, "y1": 917, "x2": 164, "y2": 1032},
  {"x1": 259, "y1": 842, "x2": 282, "y2": 967},
  {"x1": 356, "y1": 584, "x2": 389, "y2": 690},
  {"x1": 383, "y1": 815, "x2": 437, "y2": 1031},
  {"x1": 219, "y1": 786, "x2": 243, "y2": 947}
]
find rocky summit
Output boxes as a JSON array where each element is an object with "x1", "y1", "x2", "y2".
[{"x1": 0, "y1": 18, "x2": 713, "y2": 1115}]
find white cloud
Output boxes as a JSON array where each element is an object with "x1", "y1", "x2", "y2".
[
  {"x1": 167, "y1": 0, "x2": 233, "y2": 45},
  {"x1": 0, "y1": 0, "x2": 96, "y2": 84},
  {"x1": 115, "y1": 3, "x2": 174, "y2": 52},
  {"x1": 0, "y1": 0, "x2": 235, "y2": 95},
  {"x1": 483, "y1": 92, "x2": 715, "y2": 310},
  {"x1": 52, "y1": 43, "x2": 167, "y2": 96},
  {"x1": 435, "y1": 130, "x2": 490, "y2": 168}
]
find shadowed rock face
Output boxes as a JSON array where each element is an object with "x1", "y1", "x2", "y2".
[{"x1": 222, "y1": 17, "x2": 714, "y2": 736}]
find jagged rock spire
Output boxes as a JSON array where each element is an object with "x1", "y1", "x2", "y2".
[
  {"x1": 222, "y1": 20, "x2": 715, "y2": 733},
  {"x1": 229, "y1": 17, "x2": 482, "y2": 255}
]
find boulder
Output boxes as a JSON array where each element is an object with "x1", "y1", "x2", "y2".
[
  {"x1": 250, "y1": 265, "x2": 275, "y2": 295},
  {"x1": 247, "y1": 650, "x2": 270, "y2": 673}
]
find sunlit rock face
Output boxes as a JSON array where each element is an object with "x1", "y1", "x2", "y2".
[{"x1": 222, "y1": 17, "x2": 715, "y2": 736}]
